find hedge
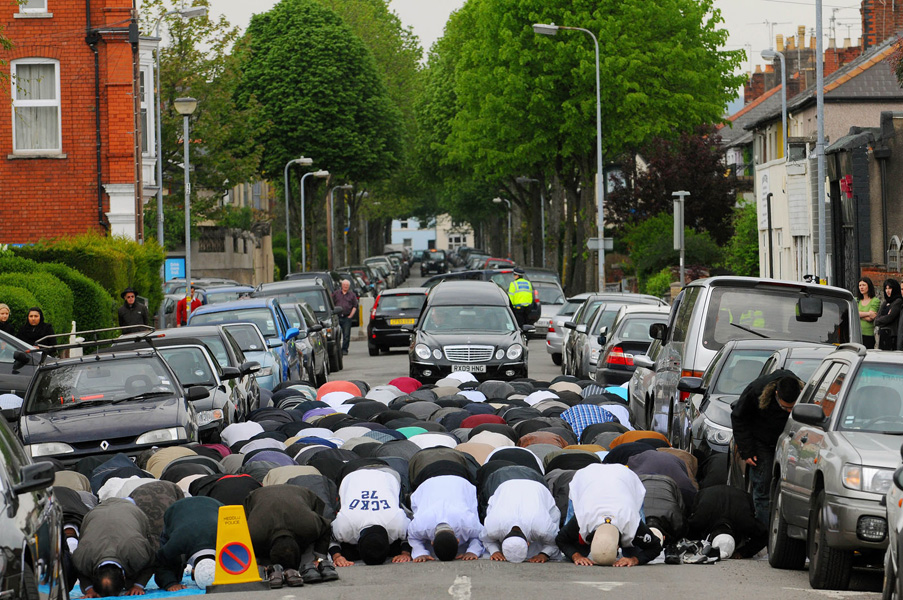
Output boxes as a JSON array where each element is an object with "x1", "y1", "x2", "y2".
[
  {"x1": 40, "y1": 263, "x2": 115, "y2": 332},
  {"x1": 0, "y1": 272, "x2": 73, "y2": 335},
  {"x1": 0, "y1": 285, "x2": 39, "y2": 333},
  {"x1": 13, "y1": 234, "x2": 164, "y2": 314}
]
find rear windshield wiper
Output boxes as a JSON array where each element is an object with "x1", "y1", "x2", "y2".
[
  {"x1": 112, "y1": 391, "x2": 174, "y2": 404},
  {"x1": 729, "y1": 322, "x2": 769, "y2": 339}
]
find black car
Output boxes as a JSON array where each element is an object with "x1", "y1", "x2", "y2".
[
  {"x1": 253, "y1": 280, "x2": 344, "y2": 372},
  {"x1": 424, "y1": 268, "x2": 541, "y2": 325},
  {"x1": 279, "y1": 302, "x2": 329, "y2": 386},
  {"x1": 0, "y1": 416, "x2": 64, "y2": 600},
  {"x1": 680, "y1": 340, "x2": 833, "y2": 460},
  {"x1": 0, "y1": 330, "x2": 40, "y2": 397},
  {"x1": 282, "y1": 270, "x2": 343, "y2": 296},
  {"x1": 420, "y1": 249, "x2": 448, "y2": 276},
  {"x1": 18, "y1": 342, "x2": 204, "y2": 464},
  {"x1": 367, "y1": 287, "x2": 429, "y2": 355},
  {"x1": 407, "y1": 281, "x2": 530, "y2": 383}
]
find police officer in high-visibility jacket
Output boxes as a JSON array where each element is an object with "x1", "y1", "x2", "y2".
[{"x1": 507, "y1": 268, "x2": 533, "y2": 327}]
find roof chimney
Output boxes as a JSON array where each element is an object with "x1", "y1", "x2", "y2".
[
  {"x1": 810, "y1": 35, "x2": 816, "y2": 49},
  {"x1": 829, "y1": 37, "x2": 836, "y2": 49},
  {"x1": 755, "y1": 64, "x2": 763, "y2": 73},
  {"x1": 776, "y1": 34, "x2": 784, "y2": 52},
  {"x1": 797, "y1": 25, "x2": 806, "y2": 47},
  {"x1": 843, "y1": 37, "x2": 851, "y2": 48}
]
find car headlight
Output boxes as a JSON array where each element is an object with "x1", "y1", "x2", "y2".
[
  {"x1": 506, "y1": 345, "x2": 524, "y2": 360},
  {"x1": 415, "y1": 344, "x2": 432, "y2": 360},
  {"x1": 196, "y1": 409, "x2": 224, "y2": 427},
  {"x1": 255, "y1": 366, "x2": 273, "y2": 377},
  {"x1": 495, "y1": 349, "x2": 505, "y2": 360},
  {"x1": 26, "y1": 442, "x2": 74, "y2": 457},
  {"x1": 136, "y1": 427, "x2": 186, "y2": 445},
  {"x1": 703, "y1": 419, "x2": 733, "y2": 446},
  {"x1": 843, "y1": 464, "x2": 895, "y2": 494},
  {"x1": 433, "y1": 348, "x2": 443, "y2": 360}
]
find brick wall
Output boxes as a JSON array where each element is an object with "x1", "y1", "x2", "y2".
[
  {"x1": 0, "y1": 0, "x2": 138, "y2": 243},
  {"x1": 862, "y1": 0, "x2": 903, "y2": 50}
]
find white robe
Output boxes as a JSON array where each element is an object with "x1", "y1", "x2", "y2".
[
  {"x1": 331, "y1": 468, "x2": 410, "y2": 545},
  {"x1": 407, "y1": 475, "x2": 483, "y2": 559},
  {"x1": 480, "y1": 479, "x2": 561, "y2": 559},
  {"x1": 569, "y1": 464, "x2": 645, "y2": 547}
]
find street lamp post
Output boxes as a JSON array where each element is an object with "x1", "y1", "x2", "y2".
[
  {"x1": 516, "y1": 176, "x2": 545, "y2": 267},
  {"x1": 283, "y1": 157, "x2": 314, "y2": 276},
  {"x1": 493, "y1": 197, "x2": 512, "y2": 258},
  {"x1": 672, "y1": 191, "x2": 690, "y2": 286},
  {"x1": 173, "y1": 96, "x2": 197, "y2": 318},
  {"x1": 329, "y1": 184, "x2": 353, "y2": 269},
  {"x1": 300, "y1": 170, "x2": 330, "y2": 271},
  {"x1": 534, "y1": 22, "x2": 605, "y2": 290},
  {"x1": 152, "y1": 6, "x2": 207, "y2": 325},
  {"x1": 761, "y1": 49, "x2": 788, "y2": 159}
]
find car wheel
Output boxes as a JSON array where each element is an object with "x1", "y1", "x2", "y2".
[
  {"x1": 22, "y1": 565, "x2": 39, "y2": 600},
  {"x1": 808, "y1": 490, "x2": 853, "y2": 590},
  {"x1": 883, "y1": 546, "x2": 897, "y2": 600},
  {"x1": 368, "y1": 344, "x2": 379, "y2": 357},
  {"x1": 551, "y1": 353, "x2": 562, "y2": 366},
  {"x1": 314, "y1": 364, "x2": 328, "y2": 387},
  {"x1": 337, "y1": 346, "x2": 344, "y2": 370},
  {"x1": 768, "y1": 481, "x2": 806, "y2": 569},
  {"x1": 329, "y1": 346, "x2": 341, "y2": 372}
]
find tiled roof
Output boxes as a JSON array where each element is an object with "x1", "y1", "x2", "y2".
[{"x1": 718, "y1": 86, "x2": 782, "y2": 148}]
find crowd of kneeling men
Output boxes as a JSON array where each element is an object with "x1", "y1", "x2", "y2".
[{"x1": 48, "y1": 374, "x2": 768, "y2": 596}]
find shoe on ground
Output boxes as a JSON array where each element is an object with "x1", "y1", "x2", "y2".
[
  {"x1": 301, "y1": 563, "x2": 323, "y2": 584},
  {"x1": 283, "y1": 569, "x2": 304, "y2": 587},
  {"x1": 664, "y1": 544, "x2": 681, "y2": 565},
  {"x1": 267, "y1": 564, "x2": 284, "y2": 589},
  {"x1": 681, "y1": 552, "x2": 709, "y2": 565},
  {"x1": 677, "y1": 539, "x2": 699, "y2": 555},
  {"x1": 318, "y1": 561, "x2": 339, "y2": 582},
  {"x1": 342, "y1": 349, "x2": 349, "y2": 355}
]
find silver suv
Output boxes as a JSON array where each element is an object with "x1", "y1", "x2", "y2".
[{"x1": 767, "y1": 344, "x2": 900, "y2": 590}]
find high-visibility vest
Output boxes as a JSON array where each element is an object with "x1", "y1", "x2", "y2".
[{"x1": 508, "y1": 278, "x2": 533, "y2": 307}]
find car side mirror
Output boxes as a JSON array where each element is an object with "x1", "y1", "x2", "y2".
[
  {"x1": 895, "y1": 466, "x2": 903, "y2": 492},
  {"x1": 797, "y1": 296, "x2": 823, "y2": 322},
  {"x1": 633, "y1": 354, "x2": 654, "y2": 369},
  {"x1": 597, "y1": 326, "x2": 608, "y2": 346},
  {"x1": 649, "y1": 323, "x2": 668, "y2": 341},
  {"x1": 185, "y1": 386, "x2": 210, "y2": 401},
  {"x1": 576, "y1": 324, "x2": 587, "y2": 334},
  {"x1": 220, "y1": 366, "x2": 242, "y2": 380},
  {"x1": 284, "y1": 327, "x2": 300, "y2": 341},
  {"x1": 333, "y1": 307, "x2": 344, "y2": 315},
  {"x1": 13, "y1": 461, "x2": 55, "y2": 495},
  {"x1": 266, "y1": 338, "x2": 283, "y2": 349},
  {"x1": 677, "y1": 376, "x2": 705, "y2": 395},
  {"x1": 791, "y1": 403, "x2": 826, "y2": 427},
  {"x1": 0, "y1": 407, "x2": 20, "y2": 423},
  {"x1": 564, "y1": 321, "x2": 576, "y2": 331},
  {"x1": 522, "y1": 324, "x2": 535, "y2": 333},
  {"x1": 240, "y1": 361, "x2": 261, "y2": 376},
  {"x1": 309, "y1": 324, "x2": 324, "y2": 333},
  {"x1": 13, "y1": 351, "x2": 30, "y2": 370}
]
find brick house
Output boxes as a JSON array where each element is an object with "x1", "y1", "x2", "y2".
[{"x1": 0, "y1": 0, "x2": 151, "y2": 243}]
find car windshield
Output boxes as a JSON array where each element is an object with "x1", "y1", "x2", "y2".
[
  {"x1": 207, "y1": 291, "x2": 249, "y2": 304},
  {"x1": 614, "y1": 316, "x2": 664, "y2": 342},
  {"x1": 379, "y1": 294, "x2": 426, "y2": 311},
  {"x1": 26, "y1": 357, "x2": 178, "y2": 414},
  {"x1": 421, "y1": 306, "x2": 515, "y2": 333},
  {"x1": 590, "y1": 308, "x2": 621, "y2": 335},
  {"x1": 536, "y1": 284, "x2": 565, "y2": 305},
  {"x1": 838, "y1": 363, "x2": 903, "y2": 434},
  {"x1": 191, "y1": 308, "x2": 278, "y2": 338},
  {"x1": 557, "y1": 300, "x2": 584, "y2": 317},
  {"x1": 282, "y1": 306, "x2": 303, "y2": 330},
  {"x1": 223, "y1": 324, "x2": 267, "y2": 353},
  {"x1": 427, "y1": 251, "x2": 446, "y2": 261},
  {"x1": 711, "y1": 350, "x2": 773, "y2": 395},
  {"x1": 158, "y1": 348, "x2": 216, "y2": 387},
  {"x1": 194, "y1": 336, "x2": 229, "y2": 367},
  {"x1": 704, "y1": 287, "x2": 851, "y2": 351}
]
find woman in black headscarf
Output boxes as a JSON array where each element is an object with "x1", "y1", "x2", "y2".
[
  {"x1": 875, "y1": 279, "x2": 903, "y2": 350},
  {"x1": 16, "y1": 307, "x2": 55, "y2": 347}
]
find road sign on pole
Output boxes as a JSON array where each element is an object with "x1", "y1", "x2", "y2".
[{"x1": 587, "y1": 237, "x2": 613, "y2": 251}]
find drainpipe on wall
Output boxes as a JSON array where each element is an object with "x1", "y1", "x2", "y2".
[
  {"x1": 85, "y1": 0, "x2": 108, "y2": 232},
  {"x1": 875, "y1": 147, "x2": 891, "y2": 265}
]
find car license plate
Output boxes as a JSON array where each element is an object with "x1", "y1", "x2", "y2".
[
  {"x1": 451, "y1": 365, "x2": 486, "y2": 373},
  {"x1": 389, "y1": 318, "x2": 416, "y2": 325}
]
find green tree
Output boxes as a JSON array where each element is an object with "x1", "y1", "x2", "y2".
[
  {"x1": 140, "y1": 0, "x2": 267, "y2": 249},
  {"x1": 726, "y1": 200, "x2": 760, "y2": 276}
]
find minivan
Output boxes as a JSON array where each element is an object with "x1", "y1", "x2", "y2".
[{"x1": 640, "y1": 276, "x2": 859, "y2": 444}]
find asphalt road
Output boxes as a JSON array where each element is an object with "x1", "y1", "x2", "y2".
[{"x1": 192, "y1": 273, "x2": 883, "y2": 600}]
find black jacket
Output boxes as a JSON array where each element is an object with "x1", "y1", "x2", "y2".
[
  {"x1": 556, "y1": 517, "x2": 662, "y2": 565},
  {"x1": 688, "y1": 485, "x2": 767, "y2": 558},
  {"x1": 155, "y1": 497, "x2": 223, "y2": 590},
  {"x1": 16, "y1": 308, "x2": 55, "y2": 346},
  {"x1": 730, "y1": 369, "x2": 802, "y2": 460},
  {"x1": 244, "y1": 485, "x2": 332, "y2": 559},
  {"x1": 118, "y1": 301, "x2": 149, "y2": 327}
]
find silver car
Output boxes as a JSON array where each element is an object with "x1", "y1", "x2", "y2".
[
  {"x1": 768, "y1": 345, "x2": 899, "y2": 590},
  {"x1": 531, "y1": 281, "x2": 566, "y2": 339},
  {"x1": 545, "y1": 293, "x2": 591, "y2": 367}
]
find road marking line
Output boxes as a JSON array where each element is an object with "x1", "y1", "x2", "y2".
[
  {"x1": 574, "y1": 581, "x2": 629, "y2": 591},
  {"x1": 782, "y1": 588, "x2": 876, "y2": 597},
  {"x1": 448, "y1": 575, "x2": 472, "y2": 600}
]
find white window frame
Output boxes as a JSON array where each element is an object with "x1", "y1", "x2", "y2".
[
  {"x1": 139, "y1": 66, "x2": 153, "y2": 157},
  {"x1": 11, "y1": 58, "x2": 62, "y2": 154},
  {"x1": 19, "y1": 0, "x2": 48, "y2": 13}
]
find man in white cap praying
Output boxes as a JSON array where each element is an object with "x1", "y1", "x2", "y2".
[{"x1": 556, "y1": 464, "x2": 661, "y2": 567}]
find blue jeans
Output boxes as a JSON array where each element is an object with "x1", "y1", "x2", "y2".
[
  {"x1": 749, "y1": 449, "x2": 774, "y2": 524},
  {"x1": 339, "y1": 316, "x2": 353, "y2": 352}
]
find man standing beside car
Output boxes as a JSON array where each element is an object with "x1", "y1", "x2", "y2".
[
  {"x1": 730, "y1": 370, "x2": 804, "y2": 523},
  {"x1": 332, "y1": 279, "x2": 358, "y2": 355},
  {"x1": 118, "y1": 287, "x2": 149, "y2": 328},
  {"x1": 507, "y1": 268, "x2": 533, "y2": 327}
]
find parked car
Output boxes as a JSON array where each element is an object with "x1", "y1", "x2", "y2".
[
  {"x1": 480, "y1": 258, "x2": 515, "y2": 269},
  {"x1": 364, "y1": 257, "x2": 396, "y2": 289},
  {"x1": 219, "y1": 322, "x2": 283, "y2": 392},
  {"x1": 338, "y1": 264, "x2": 384, "y2": 295},
  {"x1": 282, "y1": 270, "x2": 343, "y2": 297},
  {"x1": 593, "y1": 304, "x2": 671, "y2": 387},
  {"x1": 420, "y1": 249, "x2": 448, "y2": 276},
  {"x1": 885, "y1": 443, "x2": 903, "y2": 599},
  {"x1": 531, "y1": 281, "x2": 566, "y2": 339},
  {"x1": 385, "y1": 252, "x2": 410, "y2": 280},
  {"x1": 766, "y1": 343, "x2": 899, "y2": 590},
  {"x1": 154, "y1": 326, "x2": 262, "y2": 419},
  {"x1": 279, "y1": 302, "x2": 329, "y2": 386},
  {"x1": 522, "y1": 267, "x2": 563, "y2": 287},
  {"x1": 0, "y1": 329, "x2": 41, "y2": 398},
  {"x1": 368, "y1": 288, "x2": 429, "y2": 355},
  {"x1": 187, "y1": 297, "x2": 304, "y2": 381},
  {"x1": 251, "y1": 281, "x2": 344, "y2": 372},
  {"x1": 157, "y1": 293, "x2": 182, "y2": 329},
  {"x1": 678, "y1": 340, "x2": 832, "y2": 462},
  {"x1": 545, "y1": 294, "x2": 591, "y2": 366},
  {"x1": 645, "y1": 276, "x2": 860, "y2": 444},
  {"x1": 0, "y1": 416, "x2": 65, "y2": 600},
  {"x1": 204, "y1": 285, "x2": 255, "y2": 304},
  {"x1": 407, "y1": 281, "x2": 529, "y2": 383},
  {"x1": 18, "y1": 336, "x2": 204, "y2": 463}
]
